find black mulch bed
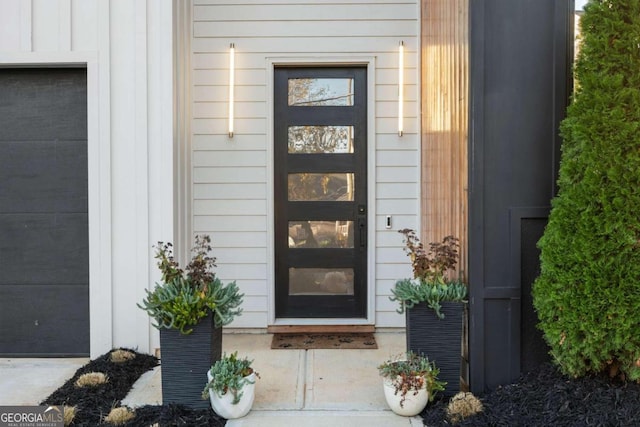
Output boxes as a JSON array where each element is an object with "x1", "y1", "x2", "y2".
[
  {"x1": 41, "y1": 348, "x2": 226, "y2": 427},
  {"x1": 421, "y1": 363, "x2": 640, "y2": 427}
]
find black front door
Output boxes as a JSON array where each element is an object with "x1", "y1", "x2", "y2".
[{"x1": 274, "y1": 67, "x2": 367, "y2": 318}]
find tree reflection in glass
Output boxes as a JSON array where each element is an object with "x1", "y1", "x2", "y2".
[
  {"x1": 288, "y1": 220, "x2": 354, "y2": 248},
  {"x1": 288, "y1": 126, "x2": 353, "y2": 154},
  {"x1": 288, "y1": 173, "x2": 354, "y2": 201},
  {"x1": 288, "y1": 78, "x2": 353, "y2": 106}
]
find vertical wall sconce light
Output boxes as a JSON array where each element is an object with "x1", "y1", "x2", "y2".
[
  {"x1": 228, "y1": 43, "x2": 235, "y2": 138},
  {"x1": 398, "y1": 41, "x2": 404, "y2": 137}
]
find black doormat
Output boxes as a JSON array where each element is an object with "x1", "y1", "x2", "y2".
[
  {"x1": 271, "y1": 333, "x2": 377, "y2": 349},
  {"x1": 41, "y1": 348, "x2": 226, "y2": 427}
]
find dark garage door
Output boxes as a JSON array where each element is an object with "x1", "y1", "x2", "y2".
[{"x1": 0, "y1": 68, "x2": 89, "y2": 356}]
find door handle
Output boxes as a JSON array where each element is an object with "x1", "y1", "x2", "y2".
[{"x1": 358, "y1": 218, "x2": 366, "y2": 248}]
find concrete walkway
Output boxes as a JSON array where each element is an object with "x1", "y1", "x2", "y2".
[
  {"x1": 0, "y1": 332, "x2": 424, "y2": 426},
  {"x1": 0, "y1": 357, "x2": 89, "y2": 406}
]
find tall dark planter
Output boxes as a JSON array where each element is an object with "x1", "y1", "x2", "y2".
[
  {"x1": 159, "y1": 314, "x2": 222, "y2": 409},
  {"x1": 406, "y1": 302, "x2": 464, "y2": 398}
]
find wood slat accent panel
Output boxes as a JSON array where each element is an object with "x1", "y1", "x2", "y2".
[{"x1": 421, "y1": 0, "x2": 469, "y2": 281}]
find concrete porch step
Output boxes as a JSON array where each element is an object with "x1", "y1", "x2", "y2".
[
  {"x1": 122, "y1": 332, "x2": 423, "y2": 425},
  {"x1": 225, "y1": 410, "x2": 423, "y2": 427}
]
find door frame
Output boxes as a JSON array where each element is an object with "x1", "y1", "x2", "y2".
[{"x1": 266, "y1": 56, "x2": 377, "y2": 326}]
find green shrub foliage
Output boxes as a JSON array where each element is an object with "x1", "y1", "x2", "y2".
[{"x1": 533, "y1": 0, "x2": 640, "y2": 380}]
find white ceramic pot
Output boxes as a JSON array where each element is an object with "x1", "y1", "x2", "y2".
[
  {"x1": 207, "y1": 371, "x2": 256, "y2": 419},
  {"x1": 382, "y1": 377, "x2": 429, "y2": 417}
]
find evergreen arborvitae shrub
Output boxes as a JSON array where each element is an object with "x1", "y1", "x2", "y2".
[{"x1": 533, "y1": 0, "x2": 640, "y2": 380}]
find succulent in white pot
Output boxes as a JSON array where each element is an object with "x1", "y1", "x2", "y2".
[
  {"x1": 378, "y1": 351, "x2": 445, "y2": 416},
  {"x1": 203, "y1": 352, "x2": 258, "y2": 419}
]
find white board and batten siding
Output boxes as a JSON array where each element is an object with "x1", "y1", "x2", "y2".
[
  {"x1": 0, "y1": 0, "x2": 174, "y2": 357},
  {"x1": 191, "y1": 0, "x2": 420, "y2": 328}
]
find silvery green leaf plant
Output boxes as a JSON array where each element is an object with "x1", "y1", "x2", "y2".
[{"x1": 390, "y1": 229, "x2": 467, "y2": 319}]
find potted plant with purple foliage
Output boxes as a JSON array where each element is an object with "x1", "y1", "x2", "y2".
[
  {"x1": 138, "y1": 235, "x2": 243, "y2": 409},
  {"x1": 378, "y1": 351, "x2": 445, "y2": 416},
  {"x1": 390, "y1": 229, "x2": 467, "y2": 397}
]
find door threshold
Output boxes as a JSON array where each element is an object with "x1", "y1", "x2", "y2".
[{"x1": 267, "y1": 324, "x2": 375, "y2": 334}]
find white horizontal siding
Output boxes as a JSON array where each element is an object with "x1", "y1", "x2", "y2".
[
  {"x1": 376, "y1": 310, "x2": 405, "y2": 327},
  {"x1": 377, "y1": 263, "x2": 412, "y2": 280},
  {"x1": 376, "y1": 230, "x2": 407, "y2": 248},
  {"x1": 377, "y1": 183, "x2": 419, "y2": 199},
  {"x1": 377, "y1": 199, "x2": 419, "y2": 215},
  {"x1": 192, "y1": 37, "x2": 417, "y2": 53},
  {"x1": 194, "y1": 0, "x2": 414, "y2": 4},
  {"x1": 194, "y1": 183, "x2": 266, "y2": 199},
  {"x1": 194, "y1": 166, "x2": 267, "y2": 183},
  {"x1": 377, "y1": 117, "x2": 418, "y2": 134},
  {"x1": 224, "y1": 280, "x2": 268, "y2": 296},
  {"x1": 377, "y1": 84, "x2": 418, "y2": 102},
  {"x1": 376, "y1": 295, "x2": 401, "y2": 312},
  {"x1": 193, "y1": 134, "x2": 267, "y2": 150},
  {"x1": 376, "y1": 166, "x2": 419, "y2": 183},
  {"x1": 192, "y1": 150, "x2": 267, "y2": 167},
  {"x1": 376, "y1": 101, "x2": 419, "y2": 118},
  {"x1": 376, "y1": 134, "x2": 416, "y2": 150},
  {"x1": 217, "y1": 264, "x2": 268, "y2": 281},
  {"x1": 192, "y1": 118, "x2": 267, "y2": 135},
  {"x1": 194, "y1": 215, "x2": 266, "y2": 231},
  {"x1": 193, "y1": 51, "x2": 418, "y2": 70},
  {"x1": 238, "y1": 296, "x2": 268, "y2": 312},
  {"x1": 193, "y1": 101, "x2": 266, "y2": 119},
  {"x1": 215, "y1": 248, "x2": 268, "y2": 264},
  {"x1": 375, "y1": 214, "x2": 418, "y2": 231},
  {"x1": 194, "y1": 3, "x2": 416, "y2": 21},
  {"x1": 194, "y1": 21, "x2": 414, "y2": 38},
  {"x1": 376, "y1": 150, "x2": 420, "y2": 167},
  {"x1": 199, "y1": 230, "x2": 267, "y2": 246},
  {"x1": 192, "y1": 0, "x2": 420, "y2": 328},
  {"x1": 193, "y1": 85, "x2": 267, "y2": 103},
  {"x1": 377, "y1": 247, "x2": 411, "y2": 264},
  {"x1": 193, "y1": 69, "x2": 267, "y2": 85},
  {"x1": 203, "y1": 231, "x2": 268, "y2": 248},
  {"x1": 194, "y1": 199, "x2": 267, "y2": 216},
  {"x1": 229, "y1": 312, "x2": 269, "y2": 328}
]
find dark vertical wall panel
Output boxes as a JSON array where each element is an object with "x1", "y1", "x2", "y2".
[
  {"x1": 483, "y1": 299, "x2": 513, "y2": 390},
  {"x1": 0, "y1": 68, "x2": 89, "y2": 356},
  {"x1": 468, "y1": 1, "x2": 572, "y2": 392}
]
